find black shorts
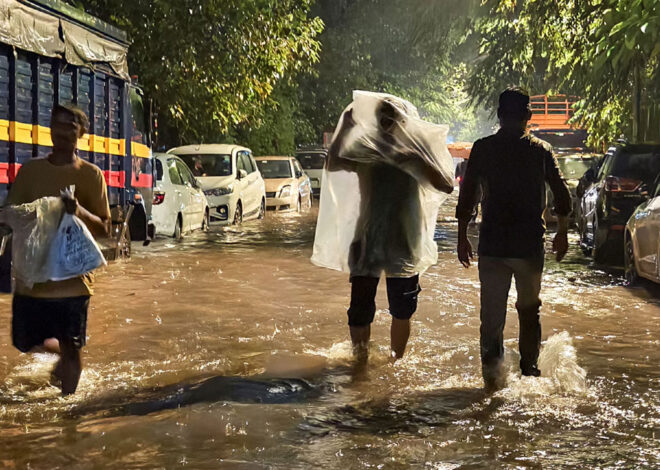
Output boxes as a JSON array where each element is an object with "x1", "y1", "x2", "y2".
[
  {"x1": 347, "y1": 275, "x2": 421, "y2": 327},
  {"x1": 12, "y1": 295, "x2": 89, "y2": 353}
]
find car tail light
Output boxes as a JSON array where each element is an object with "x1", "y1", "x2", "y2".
[
  {"x1": 605, "y1": 176, "x2": 642, "y2": 193},
  {"x1": 153, "y1": 191, "x2": 165, "y2": 205}
]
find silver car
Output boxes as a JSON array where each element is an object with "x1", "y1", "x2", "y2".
[{"x1": 625, "y1": 174, "x2": 660, "y2": 285}]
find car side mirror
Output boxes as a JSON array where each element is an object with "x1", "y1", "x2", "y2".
[{"x1": 238, "y1": 169, "x2": 248, "y2": 180}]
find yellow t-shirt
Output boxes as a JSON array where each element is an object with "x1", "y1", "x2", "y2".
[{"x1": 7, "y1": 156, "x2": 111, "y2": 298}]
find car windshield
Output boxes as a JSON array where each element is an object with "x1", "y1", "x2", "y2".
[
  {"x1": 296, "y1": 153, "x2": 325, "y2": 170},
  {"x1": 256, "y1": 160, "x2": 292, "y2": 178},
  {"x1": 612, "y1": 150, "x2": 660, "y2": 184},
  {"x1": 558, "y1": 158, "x2": 594, "y2": 179},
  {"x1": 530, "y1": 130, "x2": 587, "y2": 150},
  {"x1": 176, "y1": 154, "x2": 232, "y2": 177}
]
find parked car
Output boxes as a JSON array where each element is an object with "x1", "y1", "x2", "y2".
[
  {"x1": 168, "y1": 144, "x2": 266, "y2": 225},
  {"x1": 544, "y1": 153, "x2": 601, "y2": 224},
  {"x1": 255, "y1": 156, "x2": 313, "y2": 212},
  {"x1": 625, "y1": 174, "x2": 660, "y2": 285},
  {"x1": 578, "y1": 144, "x2": 660, "y2": 264},
  {"x1": 152, "y1": 154, "x2": 209, "y2": 239},
  {"x1": 295, "y1": 149, "x2": 327, "y2": 197}
]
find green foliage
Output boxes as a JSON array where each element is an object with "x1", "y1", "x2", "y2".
[
  {"x1": 77, "y1": 0, "x2": 323, "y2": 147},
  {"x1": 470, "y1": 0, "x2": 660, "y2": 146},
  {"x1": 296, "y1": 0, "x2": 490, "y2": 144}
]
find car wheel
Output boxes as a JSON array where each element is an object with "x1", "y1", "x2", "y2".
[
  {"x1": 202, "y1": 209, "x2": 210, "y2": 231},
  {"x1": 233, "y1": 203, "x2": 243, "y2": 225},
  {"x1": 174, "y1": 215, "x2": 183, "y2": 240},
  {"x1": 116, "y1": 225, "x2": 131, "y2": 260},
  {"x1": 593, "y1": 219, "x2": 608, "y2": 264},
  {"x1": 624, "y1": 233, "x2": 639, "y2": 286},
  {"x1": 258, "y1": 199, "x2": 266, "y2": 220}
]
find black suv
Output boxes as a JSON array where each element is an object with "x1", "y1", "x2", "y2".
[{"x1": 578, "y1": 144, "x2": 660, "y2": 264}]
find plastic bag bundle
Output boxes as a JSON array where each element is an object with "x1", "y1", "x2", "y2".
[
  {"x1": 0, "y1": 191, "x2": 107, "y2": 287},
  {"x1": 47, "y1": 212, "x2": 106, "y2": 281},
  {"x1": 312, "y1": 91, "x2": 455, "y2": 277},
  {"x1": 0, "y1": 197, "x2": 64, "y2": 287}
]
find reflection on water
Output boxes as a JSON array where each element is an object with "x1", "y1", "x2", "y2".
[{"x1": 0, "y1": 197, "x2": 658, "y2": 468}]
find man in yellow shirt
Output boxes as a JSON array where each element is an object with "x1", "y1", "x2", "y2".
[{"x1": 7, "y1": 104, "x2": 110, "y2": 395}]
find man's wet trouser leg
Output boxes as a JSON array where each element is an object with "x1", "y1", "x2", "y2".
[
  {"x1": 512, "y1": 256, "x2": 544, "y2": 376},
  {"x1": 478, "y1": 256, "x2": 513, "y2": 387}
]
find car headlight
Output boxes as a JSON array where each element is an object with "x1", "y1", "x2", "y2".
[
  {"x1": 204, "y1": 186, "x2": 233, "y2": 197},
  {"x1": 279, "y1": 185, "x2": 292, "y2": 198}
]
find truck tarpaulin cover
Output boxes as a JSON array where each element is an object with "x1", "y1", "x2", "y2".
[
  {"x1": 0, "y1": 0, "x2": 129, "y2": 80},
  {"x1": 311, "y1": 91, "x2": 454, "y2": 278}
]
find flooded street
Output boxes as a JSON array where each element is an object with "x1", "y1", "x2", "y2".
[{"x1": 1, "y1": 193, "x2": 659, "y2": 469}]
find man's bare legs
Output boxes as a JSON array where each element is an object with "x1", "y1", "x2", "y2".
[
  {"x1": 35, "y1": 338, "x2": 82, "y2": 395},
  {"x1": 390, "y1": 318, "x2": 410, "y2": 360},
  {"x1": 350, "y1": 325, "x2": 370, "y2": 361}
]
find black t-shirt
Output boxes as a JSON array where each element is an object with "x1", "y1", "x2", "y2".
[{"x1": 456, "y1": 130, "x2": 571, "y2": 258}]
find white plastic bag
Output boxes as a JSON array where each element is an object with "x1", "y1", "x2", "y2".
[
  {"x1": 311, "y1": 90, "x2": 454, "y2": 278},
  {"x1": 46, "y1": 212, "x2": 106, "y2": 281},
  {"x1": 0, "y1": 197, "x2": 64, "y2": 288}
]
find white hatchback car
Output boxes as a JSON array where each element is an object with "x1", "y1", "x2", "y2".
[
  {"x1": 152, "y1": 153, "x2": 209, "y2": 238},
  {"x1": 295, "y1": 149, "x2": 326, "y2": 198},
  {"x1": 168, "y1": 144, "x2": 266, "y2": 225}
]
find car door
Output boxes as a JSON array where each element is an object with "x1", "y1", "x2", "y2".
[
  {"x1": 176, "y1": 159, "x2": 205, "y2": 229},
  {"x1": 237, "y1": 151, "x2": 258, "y2": 215},
  {"x1": 234, "y1": 151, "x2": 250, "y2": 211},
  {"x1": 584, "y1": 153, "x2": 614, "y2": 242},
  {"x1": 293, "y1": 159, "x2": 310, "y2": 202},
  {"x1": 166, "y1": 158, "x2": 187, "y2": 232}
]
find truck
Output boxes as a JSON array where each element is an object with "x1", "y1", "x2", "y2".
[
  {"x1": 528, "y1": 94, "x2": 589, "y2": 154},
  {"x1": 0, "y1": 0, "x2": 154, "y2": 261}
]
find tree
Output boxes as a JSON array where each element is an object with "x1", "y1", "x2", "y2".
[
  {"x1": 76, "y1": 0, "x2": 323, "y2": 147},
  {"x1": 469, "y1": 0, "x2": 659, "y2": 146},
  {"x1": 296, "y1": 0, "x2": 490, "y2": 145}
]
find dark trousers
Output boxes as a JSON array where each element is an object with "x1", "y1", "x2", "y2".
[
  {"x1": 478, "y1": 255, "x2": 544, "y2": 377},
  {"x1": 347, "y1": 275, "x2": 421, "y2": 327}
]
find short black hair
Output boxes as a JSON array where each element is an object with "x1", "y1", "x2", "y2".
[
  {"x1": 51, "y1": 104, "x2": 89, "y2": 134},
  {"x1": 497, "y1": 87, "x2": 531, "y2": 120}
]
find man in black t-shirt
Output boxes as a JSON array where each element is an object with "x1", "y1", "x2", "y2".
[{"x1": 456, "y1": 88, "x2": 571, "y2": 391}]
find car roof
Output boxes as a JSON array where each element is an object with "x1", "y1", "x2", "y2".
[
  {"x1": 618, "y1": 144, "x2": 660, "y2": 154},
  {"x1": 167, "y1": 144, "x2": 251, "y2": 155},
  {"x1": 295, "y1": 148, "x2": 327, "y2": 154},
  {"x1": 254, "y1": 156, "x2": 293, "y2": 161}
]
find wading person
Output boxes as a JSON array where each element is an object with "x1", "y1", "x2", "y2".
[
  {"x1": 455, "y1": 87, "x2": 571, "y2": 390},
  {"x1": 7, "y1": 104, "x2": 110, "y2": 395},
  {"x1": 324, "y1": 99, "x2": 453, "y2": 362}
]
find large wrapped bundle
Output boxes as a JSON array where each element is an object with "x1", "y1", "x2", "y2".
[{"x1": 312, "y1": 91, "x2": 454, "y2": 277}]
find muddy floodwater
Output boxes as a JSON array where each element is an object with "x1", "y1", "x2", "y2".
[{"x1": 1, "y1": 193, "x2": 659, "y2": 469}]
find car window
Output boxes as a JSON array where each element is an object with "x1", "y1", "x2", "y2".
[
  {"x1": 237, "y1": 152, "x2": 254, "y2": 173},
  {"x1": 176, "y1": 154, "x2": 232, "y2": 177},
  {"x1": 249, "y1": 155, "x2": 259, "y2": 174},
  {"x1": 296, "y1": 152, "x2": 326, "y2": 170},
  {"x1": 155, "y1": 159, "x2": 164, "y2": 181},
  {"x1": 256, "y1": 160, "x2": 293, "y2": 178},
  {"x1": 597, "y1": 154, "x2": 614, "y2": 181},
  {"x1": 176, "y1": 160, "x2": 196, "y2": 186},
  {"x1": 611, "y1": 150, "x2": 660, "y2": 185},
  {"x1": 236, "y1": 152, "x2": 247, "y2": 173},
  {"x1": 168, "y1": 159, "x2": 184, "y2": 185}
]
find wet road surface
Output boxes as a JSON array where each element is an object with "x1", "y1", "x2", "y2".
[{"x1": 1, "y1": 193, "x2": 659, "y2": 469}]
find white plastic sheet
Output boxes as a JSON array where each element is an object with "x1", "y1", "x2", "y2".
[
  {"x1": 0, "y1": 197, "x2": 64, "y2": 288},
  {"x1": 312, "y1": 91, "x2": 455, "y2": 278}
]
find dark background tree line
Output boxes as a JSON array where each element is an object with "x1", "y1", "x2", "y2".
[{"x1": 74, "y1": 0, "x2": 658, "y2": 153}]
